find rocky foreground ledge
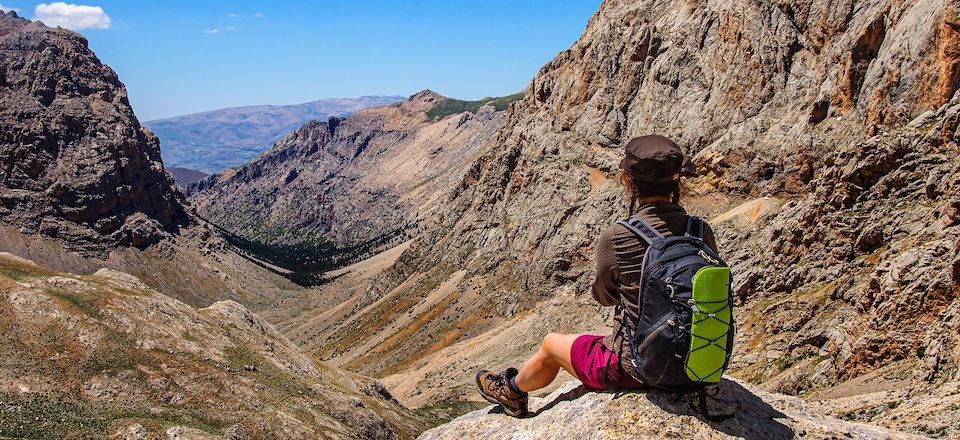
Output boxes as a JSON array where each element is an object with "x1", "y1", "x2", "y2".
[{"x1": 419, "y1": 379, "x2": 919, "y2": 440}]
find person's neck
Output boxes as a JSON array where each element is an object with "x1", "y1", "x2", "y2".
[{"x1": 638, "y1": 196, "x2": 671, "y2": 205}]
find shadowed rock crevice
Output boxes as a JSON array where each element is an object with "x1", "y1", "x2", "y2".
[
  {"x1": 934, "y1": 2, "x2": 960, "y2": 106},
  {"x1": 834, "y1": 14, "x2": 887, "y2": 110}
]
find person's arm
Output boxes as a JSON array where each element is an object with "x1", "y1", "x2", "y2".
[
  {"x1": 703, "y1": 222, "x2": 719, "y2": 254},
  {"x1": 592, "y1": 226, "x2": 620, "y2": 306}
]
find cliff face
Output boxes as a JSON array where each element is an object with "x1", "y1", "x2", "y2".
[
  {"x1": 393, "y1": 0, "x2": 956, "y2": 312},
  {"x1": 395, "y1": 0, "x2": 958, "y2": 367},
  {"x1": 0, "y1": 253, "x2": 422, "y2": 439},
  {"x1": 0, "y1": 11, "x2": 187, "y2": 252},
  {"x1": 725, "y1": 96, "x2": 960, "y2": 388},
  {"x1": 188, "y1": 91, "x2": 506, "y2": 256}
]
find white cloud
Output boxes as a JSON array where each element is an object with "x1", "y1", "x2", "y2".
[
  {"x1": 203, "y1": 28, "x2": 220, "y2": 34},
  {"x1": 252, "y1": 12, "x2": 263, "y2": 18},
  {"x1": 227, "y1": 13, "x2": 239, "y2": 18},
  {"x1": 0, "y1": 4, "x2": 21, "y2": 13},
  {"x1": 34, "y1": 2, "x2": 111, "y2": 30}
]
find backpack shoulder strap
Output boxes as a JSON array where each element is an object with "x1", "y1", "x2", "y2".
[
  {"x1": 616, "y1": 216, "x2": 664, "y2": 246},
  {"x1": 686, "y1": 216, "x2": 705, "y2": 240}
]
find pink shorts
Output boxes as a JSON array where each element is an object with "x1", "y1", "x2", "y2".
[{"x1": 570, "y1": 334, "x2": 646, "y2": 391}]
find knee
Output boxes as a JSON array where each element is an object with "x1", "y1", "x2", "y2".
[
  {"x1": 537, "y1": 333, "x2": 566, "y2": 365},
  {"x1": 542, "y1": 332, "x2": 559, "y2": 346},
  {"x1": 541, "y1": 332, "x2": 564, "y2": 352}
]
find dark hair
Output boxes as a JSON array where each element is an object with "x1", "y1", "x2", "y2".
[{"x1": 619, "y1": 170, "x2": 680, "y2": 213}]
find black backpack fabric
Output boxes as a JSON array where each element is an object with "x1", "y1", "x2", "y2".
[{"x1": 614, "y1": 215, "x2": 735, "y2": 396}]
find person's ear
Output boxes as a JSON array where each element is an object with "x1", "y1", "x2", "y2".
[{"x1": 681, "y1": 157, "x2": 698, "y2": 177}]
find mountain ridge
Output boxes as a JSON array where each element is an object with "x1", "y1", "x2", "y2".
[
  {"x1": 0, "y1": 10, "x2": 303, "y2": 311},
  {"x1": 166, "y1": 167, "x2": 209, "y2": 189},
  {"x1": 145, "y1": 95, "x2": 405, "y2": 173},
  {"x1": 186, "y1": 90, "x2": 509, "y2": 283},
  {"x1": 146, "y1": 95, "x2": 405, "y2": 123},
  {"x1": 0, "y1": 14, "x2": 429, "y2": 439}
]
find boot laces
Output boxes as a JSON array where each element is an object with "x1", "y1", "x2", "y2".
[{"x1": 491, "y1": 373, "x2": 507, "y2": 391}]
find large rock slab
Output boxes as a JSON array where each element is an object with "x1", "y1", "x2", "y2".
[{"x1": 420, "y1": 379, "x2": 920, "y2": 440}]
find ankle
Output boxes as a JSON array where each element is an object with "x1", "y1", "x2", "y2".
[{"x1": 508, "y1": 375, "x2": 528, "y2": 396}]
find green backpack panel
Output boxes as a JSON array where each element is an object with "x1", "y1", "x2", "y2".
[{"x1": 686, "y1": 266, "x2": 732, "y2": 383}]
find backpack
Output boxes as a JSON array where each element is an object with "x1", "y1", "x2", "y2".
[{"x1": 615, "y1": 215, "x2": 734, "y2": 418}]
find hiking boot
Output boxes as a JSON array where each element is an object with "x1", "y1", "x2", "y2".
[{"x1": 476, "y1": 368, "x2": 528, "y2": 417}]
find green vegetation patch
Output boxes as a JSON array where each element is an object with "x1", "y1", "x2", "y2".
[
  {"x1": 111, "y1": 404, "x2": 232, "y2": 435},
  {"x1": 0, "y1": 392, "x2": 107, "y2": 439},
  {"x1": 212, "y1": 222, "x2": 407, "y2": 287},
  {"x1": 0, "y1": 260, "x2": 53, "y2": 282},
  {"x1": 0, "y1": 391, "x2": 229, "y2": 439},
  {"x1": 413, "y1": 399, "x2": 487, "y2": 429},
  {"x1": 425, "y1": 93, "x2": 524, "y2": 121},
  {"x1": 224, "y1": 345, "x2": 316, "y2": 397},
  {"x1": 82, "y1": 330, "x2": 152, "y2": 376},
  {"x1": 46, "y1": 287, "x2": 101, "y2": 319}
]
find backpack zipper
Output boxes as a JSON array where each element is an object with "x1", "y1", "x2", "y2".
[
  {"x1": 698, "y1": 250, "x2": 720, "y2": 266},
  {"x1": 635, "y1": 315, "x2": 674, "y2": 355}
]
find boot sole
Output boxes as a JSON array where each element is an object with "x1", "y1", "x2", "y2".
[{"x1": 475, "y1": 371, "x2": 526, "y2": 417}]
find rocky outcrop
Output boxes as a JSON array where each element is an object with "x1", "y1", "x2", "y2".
[
  {"x1": 0, "y1": 11, "x2": 187, "y2": 253},
  {"x1": 419, "y1": 379, "x2": 919, "y2": 439},
  {"x1": 0, "y1": 252, "x2": 422, "y2": 439},
  {"x1": 188, "y1": 90, "x2": 506, "y2": 256},
  {"x1": 725, "y1": 97, "x2": 960, "y2": 391},
  {"x1": 0, "y1": 11, "x2": 304, "y2": 310}
]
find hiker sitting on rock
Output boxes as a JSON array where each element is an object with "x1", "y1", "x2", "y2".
[{"x1": 477, "y1": 135, "x2": 732, "y2": 417}]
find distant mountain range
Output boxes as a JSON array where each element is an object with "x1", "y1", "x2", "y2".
[
  {"x1": 144, "y1": 96, "x2": 405, "y2": 173},
  {"x1": 166, "y1": 167, "x2": 209, "y2": 189}
]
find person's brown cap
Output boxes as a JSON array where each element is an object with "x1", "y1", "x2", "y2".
[{"x1": 619, "y1": 135, "x2": 687, "y2": 183}]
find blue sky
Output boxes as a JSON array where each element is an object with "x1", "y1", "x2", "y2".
[{"x1": 1, "y1": 1, "x2": 601, "y2": 120}]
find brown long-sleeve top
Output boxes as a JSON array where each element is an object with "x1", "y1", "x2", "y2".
[{"x1": 592, "y1": 202, "x2": 717, "y2": 378}]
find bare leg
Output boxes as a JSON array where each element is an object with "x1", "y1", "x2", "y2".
[{"x1": 513, "y1": 333, "x2": 581, "y2": 393}]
